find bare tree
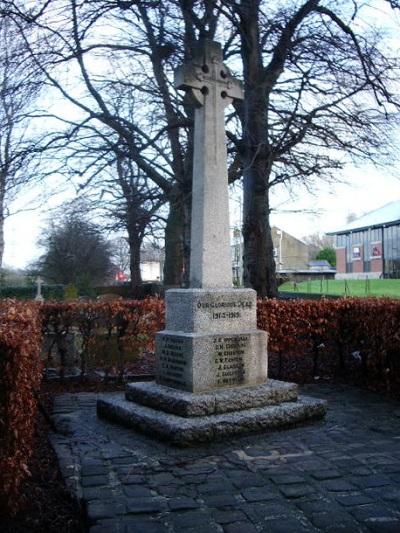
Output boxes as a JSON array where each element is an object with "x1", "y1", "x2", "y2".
[
  {"x1": 346, "y1": 212, "x2": 359, "y2": 224},
  {"x1": 8, "y1": 0, "x2": 399, "y2": 299},
  {"x1": 6, "y1": 0, "x2": 225, "y2": 288},
  {"x1": 102, "y1": 155, "x2": 165, "y2": 296},
  {"x1": 43, "y1": 109, "x2": 167, "y2": 296},
  {"x1": 223, "y1": 0, "x2": 399, "y2": 296},
  {"x1": 111, "y1": 236, "x2": 130, "y2": 276},
  {"x1": 0, "y1": 16, "x2": 43, "y2": 266},
  {"x1": 37, "y1": 207, "x2": 114, "y2": 287},
  {"x1": 302, "y1": 232, "x2": 334, "y2": 259}
]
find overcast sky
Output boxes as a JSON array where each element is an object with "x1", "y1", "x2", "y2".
[
  {"x1": 4, "y1": 161, "x2": 399, "y2": 269},
  {"x1": 269, "y1": 165, "x2": 400, "y2": 238},
  {"x1": 3, "y1": 1, "x2": 400, "y2": 270}
]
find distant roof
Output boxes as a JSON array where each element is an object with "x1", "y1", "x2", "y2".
[
  {"x1": 141, "y1": 247, "x2": 165, "y2": 262},
  {"x1": 327, "y1": 200, "x2": 400, "y2": 234},
  {"x1": 309, "y1": 260, "x2": 331, "y2": 267},
  {"x1": 271, "y1": 226, "x2": 307, "y2": 245}
]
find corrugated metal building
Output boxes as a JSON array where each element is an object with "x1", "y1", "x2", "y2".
[{"x1": 327, "y1": 201, "x2": 400, "y2": 279}]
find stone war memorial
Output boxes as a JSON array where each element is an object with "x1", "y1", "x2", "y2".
[{"x1": 97, "y1": 40, "x2": 327, "y2": 445}]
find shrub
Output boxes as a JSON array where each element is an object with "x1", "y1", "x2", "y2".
[
  {"x1": 40, "y1": 296, "x2": 400, "y2": 395},
  {"x1": 0, "y1": 300, "x2": 43, "y2": 515},
  {"x1": 1, "y1": 296, "x2": 399, "y2": 513},
  {"x1": 258, "y1": 297, "x2": 400, "y2": 395},
  {"x1": 0, "y1": 285, "x2": 64, "y2": 300},
  {"x1": 41, "y1": 298, "x2": 165, "y2": 379}
]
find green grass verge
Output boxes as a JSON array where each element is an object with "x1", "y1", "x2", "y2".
[{"x1": 279, "y1": 278, "x2": 400, "y2": 298}]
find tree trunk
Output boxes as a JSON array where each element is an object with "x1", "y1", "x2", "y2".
[
  {"x1": 0, "y1": 211, "x2": 4, "y2": 270},
  {"x1": 239, "y1": 0, "x2": 278, "y2": 298},
  {"x1": 0, "y1": 187, "x2": 4, "y2": 269},
  {"x1": 182, "y1": 187, "x2": 192, "y2": 288},
  {"x1": 181, "y1": 107, "x2": 195, "y2": 289},
  {"x1": 163, "y1": 189, "x2": 185, "y2": 288},
  {"x1": 127, "y1": 228, "x2": 143, "y2": 298},
  {"x1": 242, "y1": 177, "x2": 277, "y2": 298},
  {"x1": 240, "y1": 88, "x2": 278, "y2": 298}
]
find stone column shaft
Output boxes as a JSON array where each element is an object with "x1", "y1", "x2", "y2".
[{"x1": 190, "y1": 93, "x2": 232, "y2": 288}]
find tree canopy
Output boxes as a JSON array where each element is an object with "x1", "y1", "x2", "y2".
[
  {"x1": 0, "y1": 15, "x2": 45, "y2": 267},
  {"x1": 37, "y1": 211, "x2": 114, "y2": 288},
  {"x1": 316, "y1": 247, "x2": 336, "y2": 267}
]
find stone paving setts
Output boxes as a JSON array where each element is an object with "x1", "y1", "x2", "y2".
[{"x1": 50, "y1": 383, "x2": 400, "y2": 532}]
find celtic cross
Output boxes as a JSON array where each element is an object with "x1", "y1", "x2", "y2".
[{"x1": 175, "y1": 40, "x2": 244, "y2": 288}]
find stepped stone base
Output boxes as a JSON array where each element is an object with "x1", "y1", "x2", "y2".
[
  {"x1": 125, "y1": 379, "x2": 298, "y2": 417},
  {"x1": 97, "y1": 380, "x2": 327, "y2": 446}
]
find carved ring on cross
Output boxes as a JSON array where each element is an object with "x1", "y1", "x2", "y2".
[
  {"x1": 174, "y1": 41, "x2": 243, "y2": 108},
  {"x1": 188, "y1": 63, "x2": 234, "y2": 107}
]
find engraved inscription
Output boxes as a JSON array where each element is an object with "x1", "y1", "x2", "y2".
[
  {"x1": 158, "y1": 336, "x2": 187, "y2": 387},
  {"x1": 212, "y1": 311, "x2": 240, "y2": 319},
  {"x1": 213, "y1": 335, "x2": 249, "y2": 386},
  {"x1": 197, "y1": 299, "x2": 253, "y2": 321}
]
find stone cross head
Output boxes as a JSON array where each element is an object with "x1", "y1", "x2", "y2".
[
  {"x1": 174, "y1": 40, "x2": 243, "y2": 107},
  {"x1": 35, "y1": 275, "x2": 44, "y2": 301}
]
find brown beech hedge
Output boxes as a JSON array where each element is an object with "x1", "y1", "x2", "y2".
[
  {"x1": 1, "y1": 296, "x2": 400, "y2": 513},
  {"x1": 40, "y1": 297, "x2": 400, "y2": 394},
  {"x1": 0, "y1": 300, "x2": 43, "y2": 515},
  {"x1": 41, "y1": 298, "x2": 165, "y2": 378},
  {"x1": 258, "y1": 298, "x2": 400, "y2": 394}
]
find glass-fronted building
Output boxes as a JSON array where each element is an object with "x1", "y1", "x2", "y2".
[{"x1": 328, "y1": 201, "x2": 400, "y2": 278}]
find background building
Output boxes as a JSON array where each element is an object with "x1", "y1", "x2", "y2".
[
  {"x1": 271, "y1": 227, "x2": 309, "y2": 271},
  {"x1": 328, "y1": 201, "x2": 400, "y2": 279},
  {"x1": 140, "y1": 247, "x2": 165, "y2": 282},
  {"x1": 231, "y1": 226, "x2": 330, "y2": 285}
]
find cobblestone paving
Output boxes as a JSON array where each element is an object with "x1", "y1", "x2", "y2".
[{"x1": 50, "y1": 384, "x2": 400, "y2": 533}]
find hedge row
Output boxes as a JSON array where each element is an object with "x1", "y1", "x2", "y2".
[
  {"x1": 0, "y1": 283, "x2": 163, "y2": 301},
  {"x1": 42, "y1": 299, "x2": 165, "y2": 378},
  {"x1": 258, "y1": 298, "x2": 400, "y2": 395},
  {"x1": 0, "y1": 285, "x2": 64, "y2": 300},
  {"x1": 0, "y1": 298, "x2": 165, "y2": 514},
  {"x1": 0, "y1": 301, "x2": 43, "y2": 515},
  {"x1": 41, "y1": 297, "x2": 400, "y2": 395}
]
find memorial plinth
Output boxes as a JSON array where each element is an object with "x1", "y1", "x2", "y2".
[
  {"x1": 156, "y1": 288, "x2": 267, "y2": 392},
  {"x1": 97, "y1": 40, "x2": 327, "y2": 445}
]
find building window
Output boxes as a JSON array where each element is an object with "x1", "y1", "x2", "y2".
[
  {"x1": 383, "y1": 224, "x2": 400, "y2": 277},
  {"x1": 370, "y1": 242, "x2": 382, "y2": 259},
  {"x1": 352, "y1": 245, "x2": 361, "y2": 260},
  {"x1": 385, "y1": 259, "x2": 400, "y2": 278}
]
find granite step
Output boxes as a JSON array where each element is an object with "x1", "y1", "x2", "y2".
[
  {"x1": 97, "y1": 392, "x2": 327, "y2": 446},
  {"x1": 125, "y1": 379, "x2": 298, "y2": 417}
]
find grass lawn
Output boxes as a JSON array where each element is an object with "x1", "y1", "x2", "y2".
[{"x1": 279, "y1": 278, "x2": 400, "y2": 298}]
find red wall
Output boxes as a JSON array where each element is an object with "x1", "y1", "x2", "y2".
[
  {"x1": 371, "y1": 258, "x2": 383, "y2": 273},
  {"x1": 336, "y1": 248, "x2": 346, "y2": 273}
]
